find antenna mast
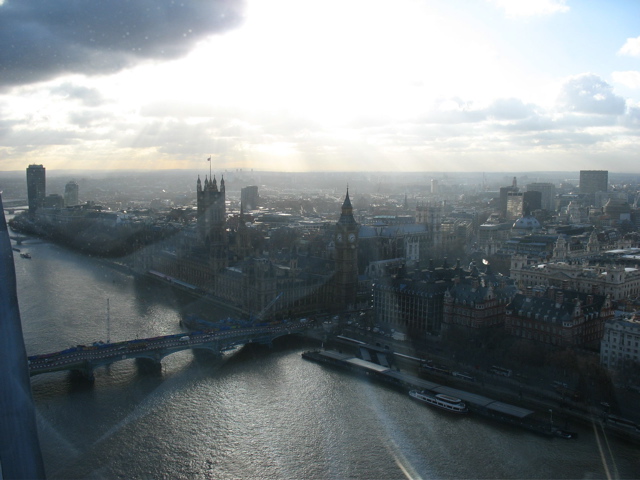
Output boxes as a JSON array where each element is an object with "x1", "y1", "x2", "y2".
[{"x1": 107, "y1": 298, "x2": 111, "y2": 343}]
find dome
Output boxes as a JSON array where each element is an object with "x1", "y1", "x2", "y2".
[{"x1": 512, "y1": 215, "x2": 541, "y2": 230}]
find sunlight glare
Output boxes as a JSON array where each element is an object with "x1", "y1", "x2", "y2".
[{"x1": 107, "y1": 0, "x2": 510, "y2": 127}]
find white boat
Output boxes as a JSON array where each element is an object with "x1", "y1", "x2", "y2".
[{"x1": 409, "y1": 390, "x2": 469, "y2": 414}]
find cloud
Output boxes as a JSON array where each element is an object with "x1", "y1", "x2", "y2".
[
  {"x1": 488, "y1": 0, "x2": 569, "y2": 17},
  {"x1": 51, "y1": 83, "x2": 106, "y2": 107},
  {"x1": 487, "y1": 98, "x2": 536, "y2": 120},
  {"x1": 612, "y1": 71, "x2": 640, "y2": 89},
  {"x1": 419, "y1": 98, "x2": 487, "y2": 124},
  {"x1": 618, "y1": 36, "x2": 640, "y2": 57},
  {"x1": 0, "y1": 0, "x2": 245, "y2": 88},
  {"x1": 556, "y1": 74, "x2": 626, "y2": 115},
  {"x1": 620, "y1": 104, "x2": 640, "y2": 129}
]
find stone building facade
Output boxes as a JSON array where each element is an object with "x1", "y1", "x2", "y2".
[
  {"x1": 135, "y1": 175, "x2": 356, "y2": 319},
  {"x1": 505, "y1": 287, "x2": 612, "y2": 348},
  {"x1": 600, "y1": 314, "x2": 640, "y2": 370},
  {"x1": 442, "y1": 273, "x2": 517, "y2": 329}
]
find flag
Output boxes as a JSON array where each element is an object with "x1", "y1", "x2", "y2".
[{"x1": 207, "y1": 156, "x2": 211, "y2": 162}]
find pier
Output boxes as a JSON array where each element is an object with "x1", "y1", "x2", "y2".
[{"x1": 302, "y1": 349, "x2": 577, "y2": 439}]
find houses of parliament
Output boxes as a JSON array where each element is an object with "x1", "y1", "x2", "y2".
[{"x1": 134, "y1": 173, "x2": 359, "y2": 319}]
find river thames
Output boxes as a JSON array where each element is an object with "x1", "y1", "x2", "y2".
[{"x1": 11, "y1": 234, "x2": 640, "y2": 479}]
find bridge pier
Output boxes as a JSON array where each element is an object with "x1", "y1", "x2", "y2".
[
  {"x1": 69, "y1": 366, "x2": 95, "y2": 383},
  {"x1": 135, "y1": 357, "x2": 162, "y2": 374},
  {"x1": 192, "y1": 348, "x2": 221, "y2": 362}
]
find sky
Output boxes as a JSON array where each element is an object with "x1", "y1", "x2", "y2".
[{"x1": 1, "y1": 0, "x2": 639, "y2": 173}]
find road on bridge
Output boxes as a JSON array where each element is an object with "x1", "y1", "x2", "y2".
[{"x1": 28, "y1": 322, "x2": 311, "y2": 377}]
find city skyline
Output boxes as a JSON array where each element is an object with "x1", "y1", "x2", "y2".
[{"x1": 1, "y1": 0, "x2": 640, "y2": 173}]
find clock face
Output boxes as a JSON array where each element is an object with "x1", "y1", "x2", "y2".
[
  {"x1": 336, "y1": 233, "x2": 343, "y2": 242},
  {"x1": 348, "y1": 233, "x2": 356, "y2": 243}
]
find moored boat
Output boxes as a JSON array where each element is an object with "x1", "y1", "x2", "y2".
[{"x1": 409, "y1": 390, "x2": 469, "y2": 414}]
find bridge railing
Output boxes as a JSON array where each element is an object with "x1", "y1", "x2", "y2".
[{"x1": 28, "y1": 322, "x2": 314, "y2": 376}]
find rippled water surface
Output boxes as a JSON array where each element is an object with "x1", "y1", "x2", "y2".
[{"x1": 13, "y1": 238, "x2": 640, "y2": 479}]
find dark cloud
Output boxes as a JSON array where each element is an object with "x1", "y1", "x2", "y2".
[
  {"x1": 0, "y1": 0, "x2": 245, "y2": 88},
  {"x1": 557, "y1": 73, "x2": 626, "y2": 115},
  {"x1": 51, "y1": 83, "x2": 105, "y2": 107}
]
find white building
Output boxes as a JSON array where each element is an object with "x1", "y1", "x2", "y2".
[
  {"x1": 601, "y1": 315, "x2": 640, "y2": 370},
  {"x1": 510, "y1": 259, "x2": 640, "y2": 302}
]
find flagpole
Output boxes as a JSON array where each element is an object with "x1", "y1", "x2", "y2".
[{"x1": 208, "y1": 155, "x2": 212, "y2": 180}]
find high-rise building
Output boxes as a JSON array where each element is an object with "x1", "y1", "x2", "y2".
[
  {"x1": 26, "y1": 164, "x2": 46, "y2": 215},
  {"x1": 499, "y1": 185, "x2": 518, "y2": 218},
  {"x1": 506, "y1": 192, "x2": 524, "y2": 220},
  {"x1": 522, "y1": 190, "x2": 542, "y2": 213},
  {"x1": 64, "y1": 180, "x2": 79, "y2": 206},
  {"x1": 240, "y1": 185, "x2": 259, "y2": 210},
  {"x1": 579, "y1": 170, "x2": 608, "y2": 194},
  {"x1": 526, "y1": 182, "x2": 556, "y2": 211}
]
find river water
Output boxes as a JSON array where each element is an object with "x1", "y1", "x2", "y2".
[{"x1": 11, "y1": 234, "x2": 640, "y2": 479}]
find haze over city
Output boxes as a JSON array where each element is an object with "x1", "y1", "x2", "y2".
[{"x1": 1, "y1": 0, "x2": 639, "y2": 173}]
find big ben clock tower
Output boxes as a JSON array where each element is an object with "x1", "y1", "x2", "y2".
[{"x1": 334, "y1": 188, "x2": 359, "y2": 310}]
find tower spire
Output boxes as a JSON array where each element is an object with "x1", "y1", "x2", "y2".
[{"x1": 338, "y1": 187, "x2": 355, "y2": 225}]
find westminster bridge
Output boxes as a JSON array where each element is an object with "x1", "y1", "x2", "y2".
[{"x1": 28, "y1": 322, "x2": 311, "y2": 380}]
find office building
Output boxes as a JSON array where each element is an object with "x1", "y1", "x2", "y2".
[
  {"x1": 64, "y1": 180, "x2": 79, "y2": 206},
  {"x1": 579, "y1": 170, "x2": 608, "y2": 194},
  {"x1": 26, "y1": 164, "x2": 46, "y2": 215},
  {"x1": 523, "y1": 191, "x2": 542, "y2": 213},
  {"x1": 506, "y1": 192, "x2": 524, "y2": 220},
  {"x1": 241, "y1": 186, "x2": 260, "y2": 210},
  {"x1": 526, "y1": 182, "x2": 556, "y2": 211},
  {"x1": 499, "y1": 177, "x2": 518, "y2": 218}
]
